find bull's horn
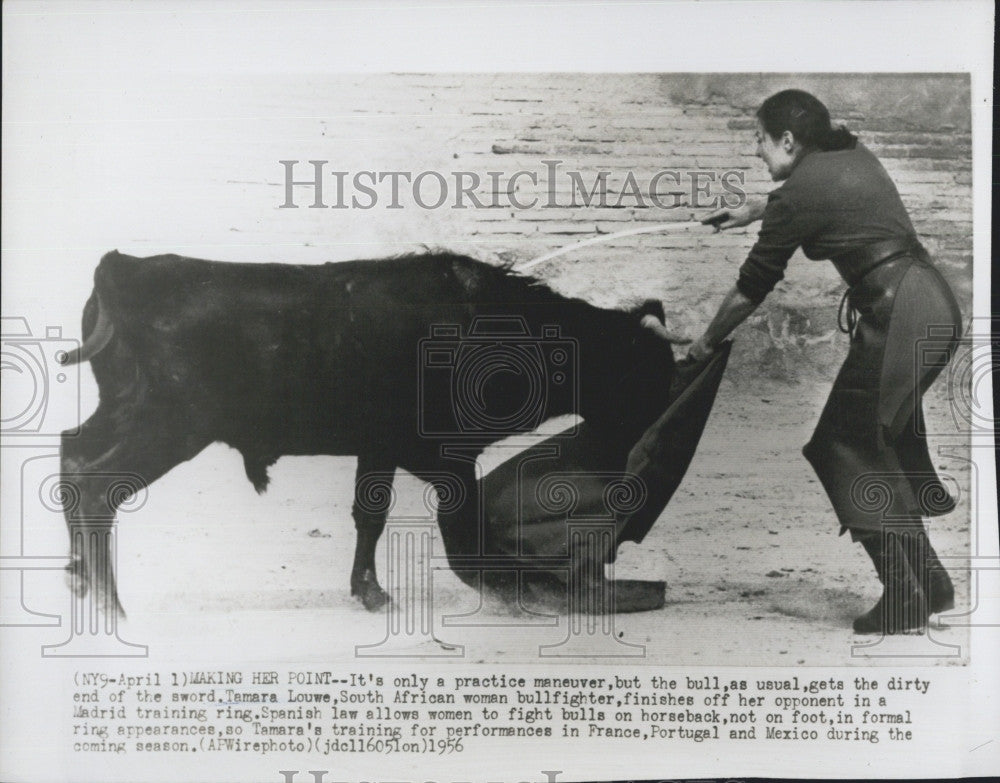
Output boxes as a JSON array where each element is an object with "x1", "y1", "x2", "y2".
[
  {"x1": 640, "y1": 314, "x2": 691, "y2": 345},
  {"x1": 60, "y1": 294, "x2": 114, "y2": 365}
]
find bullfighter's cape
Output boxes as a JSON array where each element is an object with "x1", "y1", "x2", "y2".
[{"x1": 478, "y1": 342, "x2": 732, "y2": 612}]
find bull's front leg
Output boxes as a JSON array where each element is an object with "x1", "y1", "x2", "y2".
[{"x1": 350, "y1": 453, "x2": 396, "y2": 611}]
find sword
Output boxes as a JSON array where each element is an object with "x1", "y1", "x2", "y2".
[{"x1": 515, "y1": 219, "x2": 720, "y2": 274}]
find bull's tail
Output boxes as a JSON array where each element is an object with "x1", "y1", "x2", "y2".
[{"x1": 59, "y1": 290, "x2": 114, "y2": 366}]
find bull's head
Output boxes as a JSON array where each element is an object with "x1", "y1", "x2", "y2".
[{"x1": 575, "y1": 298, "x2": 680, "y2": 449}]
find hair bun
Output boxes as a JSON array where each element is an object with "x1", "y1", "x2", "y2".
[{"x1": 823, "y1": 125, "x2": 858, "y2": 151}]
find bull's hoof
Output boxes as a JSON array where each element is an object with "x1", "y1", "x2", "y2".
[
  {"x1": 64, "y1": 557, "x2": 88, "y2": 597},
  {"x1": 351, "y1": 569, "x2": 390, "y2": 611},
  {"x1": 96, "y1": 593, "x2": 128, "y2": 621}
]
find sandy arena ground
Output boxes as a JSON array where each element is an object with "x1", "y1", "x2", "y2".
[{"x1": 10, "y1": 372, "x2": 971, "y2": 668}]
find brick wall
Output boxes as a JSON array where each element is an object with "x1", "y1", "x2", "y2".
[{"x1": 45, "y1": 73, "x2": 968, "y2": 382}]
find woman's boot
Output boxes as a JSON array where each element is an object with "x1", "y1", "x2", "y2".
[
  {"x1": 853, "y1": 529, "x2": 929, "y2": 634},
  {"x1": 904, "y1": 523, "x2": 955, "y2": 614}
]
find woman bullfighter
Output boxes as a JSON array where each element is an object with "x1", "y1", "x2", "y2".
[{"x1": 693, "y1": 89, "x2": 962, "y2": 634}]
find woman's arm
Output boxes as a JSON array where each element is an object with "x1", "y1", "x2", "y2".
[
  {"x1": 701, "y1": 196, "x2": 768, "y2": 230},
  {"x1": 687, "y1": 285, "x2": 760, "y2": 360}
]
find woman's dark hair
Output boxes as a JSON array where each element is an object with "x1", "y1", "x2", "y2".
[{"x1": 756, "y1": 89, "x2": 857, "y2": 151}]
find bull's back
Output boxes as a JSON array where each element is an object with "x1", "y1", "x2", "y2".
[{"x1": 89, "y1": 252, "x2": 487, "y2": 450}]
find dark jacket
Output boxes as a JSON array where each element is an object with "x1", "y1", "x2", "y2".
[{"x1": 737, "y1": 142, "x2": 916, "y2": 303}]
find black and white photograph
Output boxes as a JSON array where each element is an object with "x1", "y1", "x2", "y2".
[{"x1": 1, "y1": 1, "x2": 997, "y2": 782}]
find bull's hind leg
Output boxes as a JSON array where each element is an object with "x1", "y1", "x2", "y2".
[
  {"x1": 60, "y1": 406, "x2": 210, "y2": 618},
  {"x1": 60, "y1": 407, "x2": 119, "y2": 605},
  {"x1": 351, "y1": 451, "x2": 397, "y2": 610}
]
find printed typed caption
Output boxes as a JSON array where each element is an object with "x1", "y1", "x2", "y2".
[{"x1": 70, "y1": 670, "x2": 932, "y2": 755}]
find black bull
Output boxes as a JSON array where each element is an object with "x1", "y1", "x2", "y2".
[{"x1": 59, "y1": 250, "x2": 725, "y2": 617}]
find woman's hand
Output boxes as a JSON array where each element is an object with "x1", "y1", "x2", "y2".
[
  {"x1": 686, "y1": 285, "x2": 761, "y2": 363},
  {"x1": 701, "y1": 196, "x2": 767, "y2": 230}
]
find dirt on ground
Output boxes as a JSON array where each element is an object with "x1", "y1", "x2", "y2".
[{"x1": 16, "y1": 364, "x2": 970, "y2": 668}]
